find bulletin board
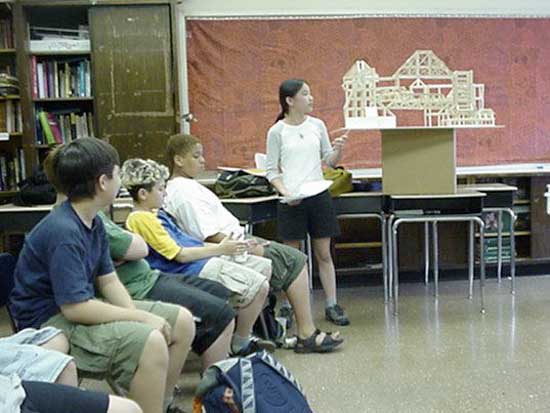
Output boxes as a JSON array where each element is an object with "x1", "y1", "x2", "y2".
[{"x1": 185, "y1": 17, "x2": 550, "y2": 169}]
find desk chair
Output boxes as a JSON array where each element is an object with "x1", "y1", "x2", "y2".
[{"x1": 0, "y1": 252, "x2": 18, "y2": 332}]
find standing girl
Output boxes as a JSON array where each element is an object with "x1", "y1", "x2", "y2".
[{"x1": 266, "y1": 79, "x2": 349, "y2": 326}]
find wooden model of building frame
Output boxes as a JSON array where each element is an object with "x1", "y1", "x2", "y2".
[{"x1": 342, "y1": 50, "x2": 496, "y2": 129}]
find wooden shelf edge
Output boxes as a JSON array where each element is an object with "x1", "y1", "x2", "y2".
[
  {"x1": 33, "y1": 97, "x2": 93, "y2": 102},
  {"x1": 31, "y1": 51, "x2": 91, "y2": 56}
]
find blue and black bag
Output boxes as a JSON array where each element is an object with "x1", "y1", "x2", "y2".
[{"x1": 194, "y1": 350, "x2": 312, "y2": 413}]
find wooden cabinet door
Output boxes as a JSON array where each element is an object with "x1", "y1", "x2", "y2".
[{"x1": 90, "y1": 4, "x2": 178, "y2": 163}]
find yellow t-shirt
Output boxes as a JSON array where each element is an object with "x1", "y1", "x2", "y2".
[{"x1": 126, "y1": 210, "x2": 180, "y2": 260}]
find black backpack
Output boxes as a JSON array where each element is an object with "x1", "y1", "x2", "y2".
[
  {"x1": 253, "y1": 292, "x2": 286, "y2": 346},
  {"x1": 214, "y1": 169, "x2": 275, "y2": 199},
  {"x1": 13, "y1": 167, "x2": 56, "y2": 206}
]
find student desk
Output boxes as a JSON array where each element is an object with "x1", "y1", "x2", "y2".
[
  {"x1": 385, "y1": 190, "x2": 487, "y2": 316},
  {"x1": 0, "y1": 204, "x2": 53, "y2": 235},
  {"x1": 222, "y1": 192, "x2": 388, "y2": 295},
  {"x1": 220, "y1": 195, "x2": 280, "y2": 234},
  {"x1": 333, "y1": 192, "x2": 387, "y2": 299},
  {"x1": 0, "y1": 199, "x2": 134, "y2": 237},
  {"x1": 459, "y1": 183, "x2": 517, "y2": 293}
]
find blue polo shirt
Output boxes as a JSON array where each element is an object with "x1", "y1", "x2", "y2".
[
  {"x1": 145, "y1": 209, "x2": 209, "y2": 276},
  {"x1": 9, "y1": 201, "x2": 114, "y2": 329}
]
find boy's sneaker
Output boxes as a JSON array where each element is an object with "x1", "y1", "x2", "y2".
[
  {"x1": 166, "y1": 403, "x2": 188, "y2": 413},
  {"x1": 231, "y1": 336, "x2": 276, "y2": 357},
  {"x1": 278, "y1": 306, "x2": 294, "y2": 330},
  {"x1": 325, "y1": 304, "x2": 350, "y2": 326}
]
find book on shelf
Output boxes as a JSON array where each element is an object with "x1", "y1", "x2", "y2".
[
  {"x1": 0, "y1": 19, "x2": 14, "y2": 49},
  {"x1": 0, "y1": 99, "x2": 22, "y2": 133},
  {"x1": 36, "y1": 109, "x2": 95, "y2": 144},
  {"x1": 0, "y1": 150, "x2": 24, "y2": 191},
  {"x1": 33, "y1": 57, "x2": 92, "y2": 99}
]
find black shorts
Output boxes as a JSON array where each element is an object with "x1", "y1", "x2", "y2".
[
  {"x1": 277, "y1": 190, "x2": 340, "y2": 241},
  {"x1": 21, "y1": 381, "x2": 109, "y2": 413},
  {"x1": 146, "y1": 272, "x2": 236, "y2": 355}
]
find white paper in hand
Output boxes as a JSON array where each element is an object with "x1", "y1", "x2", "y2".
[{"x1": 281, "y1": 180, "x2": 332, "y2": 204}]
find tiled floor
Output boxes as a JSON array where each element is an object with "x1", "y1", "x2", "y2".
[{"x1": 3, "y1": 275, "x2": 550, "y2": 412}]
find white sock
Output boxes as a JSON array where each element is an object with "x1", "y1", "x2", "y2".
[{"x1": 231, "y1": 334, "x2": 250, "y2": 352}]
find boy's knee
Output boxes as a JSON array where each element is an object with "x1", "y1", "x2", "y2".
[
  {"x1": 258, "y1": 280, "x2": 270, "y2": 299},
  {"x1": 108, "y1": 396, "x2": 143, "y2": 413},
  {"x1": 64, "y1": 359, "x2": 78, "y2": 378},
  {"x1": 45, "y1": 332, "x2": 70, "y2": 354},
  {"x1": 175, "y1": 307, "x2": 196, "y2": 337},
  {"x1": 142, "y1": 330, "x2": 170, "y2": 368},
  {"x1": 314, "y1": 250, "x2": 332, "y2": 264}
]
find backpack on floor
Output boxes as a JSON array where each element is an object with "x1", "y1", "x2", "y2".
[
  {"x1": 193, "y1": 350, "x2": 312, "y2": 413},
  {"x1": 253, "y1": 292, "x2": 286, "y2": 347}
]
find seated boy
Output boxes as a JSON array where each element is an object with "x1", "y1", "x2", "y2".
[
  {"x1": 120, "y1": 158, "x2": 276, "y2": 356},
  {"x1": 1, "y1": 327, "x2": 76, "y2": 386},
  {"x1": 163, "y1": 134, "x2": 344, "y2": 352},
  {"x1": 42, "y1": 146, "x2": 237, "y2": 370},
  {"x1": 9, "y1": 138, "x2": 195, "y2": 413},
  {"x1": 0, "y1": 327, "x2": 141, "y2": 413}
]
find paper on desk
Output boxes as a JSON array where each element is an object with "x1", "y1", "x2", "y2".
[{"x1": 280, "y1": 180, "x2": 332, "y2": 204}]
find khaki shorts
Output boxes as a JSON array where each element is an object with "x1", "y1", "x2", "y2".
[
  {"x1": 43, "y1": 300, "x2": 180, "y2": 393},
  {"x1": 199, "y1": 257, "x2": 267, "y2": 307},
  {"x1": 224, "y1": 253, "x2": 272, "y2": 281}
]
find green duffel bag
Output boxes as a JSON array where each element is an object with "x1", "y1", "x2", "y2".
[
  {"x1": 323, "y1": 166, "x2": 353, "y2": 197},
  {"x1": 214, "y1": 169, "x2": 276, "y2": 199}
]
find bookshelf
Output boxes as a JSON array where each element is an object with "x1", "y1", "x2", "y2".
[
  {"x1": 12, "y1": 3, "x2": 95, "y2": 177},
  {"x1": 0, "y1": 1, "x2": 23, "y2": 200},
  {"x1": 10, "y1": 0, "x2": 180, "y2": 190}
]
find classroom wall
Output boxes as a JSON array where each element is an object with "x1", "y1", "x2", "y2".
[
  {"x1": 177, "y1": 1, "x2": 550, "y2": 169},
  {"x1": 180, "y1": 0, "x2": 550, "y2": 17}
]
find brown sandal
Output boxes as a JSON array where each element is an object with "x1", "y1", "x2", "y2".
[{"x1": 294, "y1": 329, "x2": 343, "y2": 354}]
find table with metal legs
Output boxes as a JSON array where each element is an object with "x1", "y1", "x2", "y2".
[
  {"x1": 385, "y1": 190, "x2": 487, "y2": 315},
  {"x1": 459, "y1": 184, "x2": 518, "y2": 294},
  {"x1": 333, "y1": 192, "x2": 388, "y2": 299}
]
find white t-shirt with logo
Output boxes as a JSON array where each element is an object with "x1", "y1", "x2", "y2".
[{"x1": 164, "y1": 176, "x2": 245, "y2": 240}]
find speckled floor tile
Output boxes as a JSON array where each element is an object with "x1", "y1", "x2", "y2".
[{"x1": 3, "y1": 275, "x2": 550, "y2": 412}]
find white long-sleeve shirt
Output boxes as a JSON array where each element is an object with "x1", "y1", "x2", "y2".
[{"x1": 266, "y1": 116, "x2": 335, "y2": 194}]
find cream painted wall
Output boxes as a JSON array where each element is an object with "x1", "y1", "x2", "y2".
[{"x1": 179, "y1": 0, "x2": 550, "y2": 18}]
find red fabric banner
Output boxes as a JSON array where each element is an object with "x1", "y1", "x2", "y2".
[{"x1": 186, "y1": 17, "x2": 550, "y2": 169}]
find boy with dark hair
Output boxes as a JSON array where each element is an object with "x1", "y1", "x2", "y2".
[
  {"x1": 44, "y1": 146, "x2": 237, "y2": 371},
  {"x1": 164, "y1": 134, "x2": 344, "y2": 353},
  {"x1": 10, "y1": 138, "x2": 195, "y2": 413}
]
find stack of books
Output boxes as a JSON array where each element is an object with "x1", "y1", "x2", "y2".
[
  {"x1": 35, "y1": 109, "x2": 95, "y2": 145},
  {"x1": 0, "y1": 99, "x2": 22, "y2": 133},
  {"x1": 0, "y1": 18, "x2": 14, "y2": 49},
  {"x1": 31, "y1": 57, "x2": 92, "y2": 99},
  {"x1": 0, "y1": 149, "x2": 25, "y2": 191}
]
